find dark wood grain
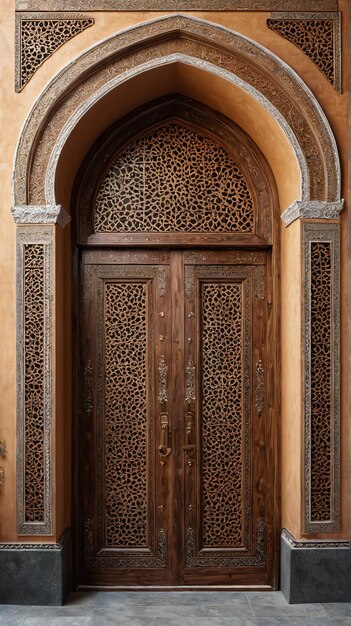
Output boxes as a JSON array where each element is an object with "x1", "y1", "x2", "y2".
[{"x1": 76, "y1": 249, "x2": 278, "y2": 588}]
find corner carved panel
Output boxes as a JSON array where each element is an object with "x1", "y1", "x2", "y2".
[
  {"x1": 15, "y1": 13, "x2": 94, "y2": 92},
  {"x1": 303, "y1": 223, "x2": 340, "y2": 533},
  {"x1": 267, "y1": 12, "x2": 341, "y2": 91},
  {"x1": 16, "y1": 226, "x2": 54, "y2": 535}
]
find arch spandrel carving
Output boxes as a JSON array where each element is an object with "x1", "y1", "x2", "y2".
[
  {"x1": 74, "y1": 96, "x2": 276, "y2": 244},
  {"x1": 13, "y1": 14, "x2": 341, "y2": 211}
]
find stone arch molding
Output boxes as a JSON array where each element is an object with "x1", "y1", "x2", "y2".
[
  {"x1": 12, "y1": 13, "x2": 342, "y2": 218},
  {"x1": 11, "y1": 13, "x2": 344, "y2": 546}
]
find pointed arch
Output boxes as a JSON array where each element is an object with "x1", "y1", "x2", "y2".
[{"x1": 13, "y1": 13, "x2": 340, "y2": 211}]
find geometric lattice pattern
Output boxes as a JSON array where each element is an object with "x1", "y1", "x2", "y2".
[
  {"x1": 103, "y1": 282, "x2": 148, "y2": 547},
  {"x1": 24, "y1": 244, "x2": 45, "y2": 523},
  {"x1": 16, "y1": 15, "x2": 94, "y2": 91},
  {"x1": 267, "y1": 18, "x2": 335, "y2": 86},
  {"x1": 94, "y1": 124, "x2": 254, "y2": 234},
  {"x1": 201, "y1": 282, "x2": 243, "y2": 546},
  {"x1": 310, "y1": 242, "x2": 332, "y2": 522}
]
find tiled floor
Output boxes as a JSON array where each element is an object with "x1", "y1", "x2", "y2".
[{"x1": 1, "y1": 592, "x2": 351, "y2": 625}]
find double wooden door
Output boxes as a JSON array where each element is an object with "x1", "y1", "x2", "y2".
[{"x1": 77, "y1": 248, "x2": 276, "y2": 587}]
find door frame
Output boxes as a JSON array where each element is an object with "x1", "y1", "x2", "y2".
[
  {"x1": 72, "y1": 243, "x2": 280, "y2": 590},
  {"x1": 71, "y1": 95, "x2": 281, "y2": 590}
]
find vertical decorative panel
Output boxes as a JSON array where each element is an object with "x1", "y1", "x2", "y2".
[
  {"x1": 103, "y1": 282, "x2": 148, "y2": 547},
  {"x1": 184, "y1": 261, "x2": 267, "y2": 570},
  {"x1": 303, "y1": 223, "x2": 340, "y2": 532},
  {"x1": 16, "y1": 227, "x2": 54, "y2": 535},
  {"x1": 201, "y1": 282, "x2": 243, "y2": 547},
  {"x1": 83, "y1": 261, "x2": 171, "y2": 570}
]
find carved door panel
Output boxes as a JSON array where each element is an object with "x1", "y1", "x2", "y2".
[
  {"x1": 77, "y1": 249, "x2": 274, "y2": 587},
  {"x1": 78, "y1": 250, "x2": 174, "y2": 586},
  {"x1": 179, "y1": 250, "x2": 272, "y2": 586}
]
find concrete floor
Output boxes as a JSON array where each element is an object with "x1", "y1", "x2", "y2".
[{"x1": 1, "y1": 591, "x2": 351, "y2": 625}]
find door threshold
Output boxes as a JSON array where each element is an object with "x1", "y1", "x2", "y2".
[{"x1": 77, "y1": 585, "x2": 274, "y2": 592}]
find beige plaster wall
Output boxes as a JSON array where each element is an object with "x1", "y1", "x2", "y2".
[{"x1": 0, "y1": 1, "x2": 349, "y2": 543}]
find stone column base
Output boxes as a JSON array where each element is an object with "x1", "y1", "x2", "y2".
[
  {"x1": 281, "y1": 529, "x2": 351, "y2": 603},
  {"x1": 0, "y1": 529, "x2": 71, "y2": 605}
]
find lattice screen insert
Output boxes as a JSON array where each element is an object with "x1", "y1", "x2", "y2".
[
  {"x1": 94, "y1": 124, "x2": 254, "y2": 234},
  {"x1": 103, "y1": 282, "x2": 148, "y2": 547},
  {"x1": 310, "y1": 241, "x2": 332, "y2": 522},
  {"x1": 201, "y1": 282, "x2": 244, "y2": 547}
]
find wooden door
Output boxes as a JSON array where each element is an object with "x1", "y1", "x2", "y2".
[{"x1": 76, "y1": 248, "x2": 276, "y2": 588}]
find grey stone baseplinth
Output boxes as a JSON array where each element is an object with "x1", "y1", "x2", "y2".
[
  {"x1": 0, "y1": 529, "x2": 71, "y2": 605},
  {"x1": 281, "y1": 529, "x2": 351, "y2": 603}
]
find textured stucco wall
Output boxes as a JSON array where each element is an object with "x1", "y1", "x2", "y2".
[{"x1": 0, "y1": 0, "x2": 349, "y2": 543}]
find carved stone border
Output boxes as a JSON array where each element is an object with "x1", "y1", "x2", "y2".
[
  {"x1": 281, "y1": 200, "x2": 344, "y2": 227},
  {"x1": 15, "y1": 0, "x2": 338, "y2": 11},
  {"x1": 268, "y1": 12, "x2": 341, "y2": 92},
  {"x1": 16, "y1": 225, "x2": 55, "y2": 535},
  {"x1": 0, "y1": 528, "x2": 71, "y2": 550},
  {"x1": 303, "y1": 222, "x2": 340, "y2": 533},
  {"x1": 282, "y1": 529, "x2": 349, "y2": 551},
  {"x1": 13, "y1": 15, "x2": 341, "y2": 208},
  {"x1": 15, "y1": 12, "x2": 94, "y2": 92},
  {"x1": 46, "y1": 51, "x2": 307, "y2": 212}
]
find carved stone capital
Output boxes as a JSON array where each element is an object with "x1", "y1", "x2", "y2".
[
  {"x1": 281, "y1": 200, "x2": 344, "y2": 226},
  {"x1": 12, "y1": 205, "x2": 71, "y2": 228}
]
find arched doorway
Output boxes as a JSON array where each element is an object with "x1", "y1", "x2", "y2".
[
  {"x1": 73, "y1": 96, "x2": 279, "y2": 588},
  {"x1": 11, "y1": 14, "x2": 343, "y2": 600}
]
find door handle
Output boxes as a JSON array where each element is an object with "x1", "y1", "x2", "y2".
[
  {"x1": 185, "y1": 411, "x2": 194, "y2": 445},
  {"x1": 159, "y1": 412, "x2": 171, "y2": 463}
]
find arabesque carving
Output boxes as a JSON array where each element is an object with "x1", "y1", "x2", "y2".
[
  {"x1": 76, "y1": 97, "x2": 274, "y2": 244},
  {"x1": 15, "y1": 0, "x2": 338, "y2": 10},
  {"x1": 186, "y1": 263, "x2": 256, "y2": 553},
  {"x1": 16, "y1": 13, "x2": 94, "y2": 92},
  {"x1": 94, "y1": 124, "x2": 254, "y2": 235},
  {"x1": 12, "y1": 204, "x2": 70, "y2": 228},
  {"x1": 303, "y1": 223, "x2": 340, "y2": 533},
  {"x1": 186, "y1": 518, "x2": 265, "y2": 567},
  {"x1": 201, "y1": 282, "x2": 243, "y2": 547},
  {"x1": 281, "y1": 200, "x2": 344, "y2": 227},
  {"x1": 185, "y1": 356, "x2": 196, "y2": 404},
  {"x1": 13, "y1": 15, "x2": 340, "y2": 209},
  {"x1": 267, "y1": 12, "x2": 341, "y2": 91},
  {"x1": 255, "y1": 360, "x2": 265, "y2": 414},
  {"x1": 104, "y1": 281, "x2": 148, "y2": 547},
  {"x1": 84, "y1": 520, "x2": 167, "y2": 568},
  {"x1": 16, "y1": 227, "x2": 54, "y2": 535},
  {"x1": 310, "y1": 242, "x2": 332, "y2": 522},
  {"x1": 282, "y1": 529, "x2": 349, "y2": 550},
  {"x1": 158, "y1": 355, "x2": 168, "y2": 404}
]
